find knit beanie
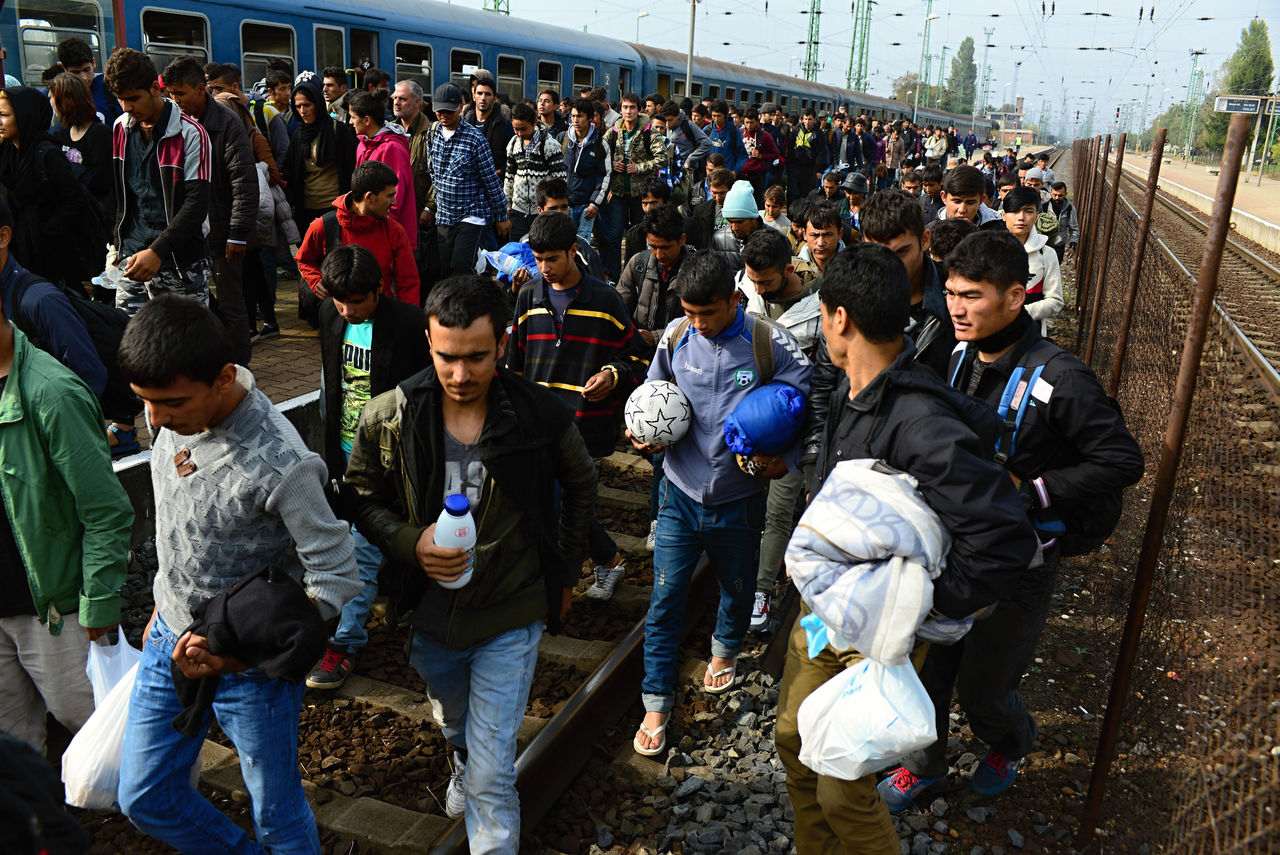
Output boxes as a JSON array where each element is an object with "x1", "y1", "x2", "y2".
[{"x1": 722, "y1": 180, "x2": 759, "y2": 219}]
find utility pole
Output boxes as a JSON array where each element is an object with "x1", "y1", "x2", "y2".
[
  {"x1": 1259, "y1": 86, "x2": 1278, "y2": 186},
  {"x1": 802, "y1": 0, "x2": 822, "y2": 81},
  {"x1": 855, "y1": 0, "x2": 873, "y2": 91},
  {"x1": 978, "y1": 27, "x2": 995, "y2": 114},
  {"x1": 912, "y1": 0, "x2": 937, "y2": 123},
  {"x1": 685, "y1": 0, "x2": 698, "y2": 97},
  {"x1": 1140, "y1": 83, "x2": 1150, "y2": 148},
  {"x1": 1011, "y1": 60, "x2": 1022, "y2": 111},
  {"x1": 923, "y1": 53, "x2": 935, "y2": 107},
  {"x1": 935, "y1": 45, "x2": 948, "y2": 108},
  {"x1": 845, "y1": 0, "x2": 868, "y2": 90},
  {"x1": 1182, "y1": 49, "x2": 1206, "y2": 164}
]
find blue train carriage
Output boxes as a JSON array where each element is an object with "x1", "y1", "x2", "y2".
[{"x1": 1, "y1": 0, "x2": 644, "y2": 104}]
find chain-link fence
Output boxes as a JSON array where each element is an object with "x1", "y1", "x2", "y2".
[{"x1": 1071, "y1": 129, "x2": 1280, "y2": 852}]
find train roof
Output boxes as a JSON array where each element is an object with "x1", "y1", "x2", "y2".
[{"x1": 282, "y1": 0, "x2": 642, "y2": 65}]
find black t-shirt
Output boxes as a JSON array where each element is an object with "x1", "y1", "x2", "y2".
[{"x1": 0, "y1": 378, "x2": 36, "y2": 618}]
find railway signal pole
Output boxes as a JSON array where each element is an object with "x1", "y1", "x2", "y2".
[{"x1": 912, "y1": 1, "x2": 938, "y2": 123}]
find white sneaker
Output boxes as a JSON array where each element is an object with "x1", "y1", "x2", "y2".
[
  {"x1": 586, "y1": 562, "x2": 626, "y2": 600},
  {"x1": 445, "y1": 750, "x2": 466, "y2": 819},
  {"x1": 645, "y1": 521, "x2": 657, "y2": 552},
  {"x1": 750, "y1": 591, "x2": 770, "y2": 632}
]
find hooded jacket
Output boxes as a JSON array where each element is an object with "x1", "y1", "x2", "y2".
[
  {"x1": 296, "y1": 193, "x2": 421, "y2": 305},
  {"x1": 284, "y1": 74, "x2": 357, "y2": 215},
  {"x1": 191, "y1": 92, "x2": 256, "y2": 249},
  {"x1": 617, "y1": 246, "x2": 697, "y2": 339},
  {"x1": 344, "y1": 364, "x2": 598, "y2": 648},
  {"x1": 705, "y1": 119, "x2": 747, "y2": 175},
  {"x1": 813, "y1": 340, "x2": 1038, "y2": 618},
  {"x1": 111, "y1": 99, "x2": 211, "y2": 269},
  {"x1": 355, "y1": 124, "x2": 419, "y2": 251},
  {"x1": 936, "y1": 201, "x2": 1005, "y2": 231},
  {"x1": 462, "y1": 107, "x2": 515, "y2": 177},
  {"x1": 739, "y1": 125, "x2": 780, "y2": 177},
  {"x1": 736, "y1": 258, "x2": 822, "y2": 355},
  {"x1": 0, "y1": 86, "x2": 109, "y2": 285},
  {"x1": 1020, "y1": 226, "x2": 1064, "y2": 330},
  {"x1": 559, "y1": 124, "x2": 612, "y2": 208}
]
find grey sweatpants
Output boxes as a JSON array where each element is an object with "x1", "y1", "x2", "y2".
[{"x1": 0, "y1": 612, "x2": 96, "y2": 753}]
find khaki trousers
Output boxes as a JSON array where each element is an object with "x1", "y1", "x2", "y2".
[{"x1": 776, "y1": 605, "x2": 929, "y2": 855}]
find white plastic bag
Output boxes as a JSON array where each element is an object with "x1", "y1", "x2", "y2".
[
  {"x1": 63, "y1": 662, "x2": 137, "y2": 809},
  {"x1": 797, "y1": 658, "x2": 936, "y2": 781},
  {"x1": 86, "y1": 636, "x2": 141, "y2": 708}
]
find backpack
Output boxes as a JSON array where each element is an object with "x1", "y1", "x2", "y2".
[
  {"x1": 953, "y1": 339, "x2": 1123, "y2": 557},
  {"x1": 32, "y1": 141, "x2": 112, "y2": 283},
  {"x1": 665, "y1": 312, "x2": 777, "y2": 386},
  {"x1": 1035, "y1": 211, "x2": 1060, "y2": 241},
  {"x1": 248, "y1": 98, "x2": 272, "y2": 139},
  {"x1": 8, "y1": 268, "x2": 141, "y2": 421},
  {"x1": 319, "y1": 210, "x2": 401, "y2": 292}
]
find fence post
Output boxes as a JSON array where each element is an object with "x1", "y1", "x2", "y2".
[
  {"x1": 1072, "y1": 139, "x2": 1095, "y2": 310},
  {"x1": 1075, "y1": 135, "x2": 1111, "y2": 345},
  {"x1": 1108, "y1": 129, "x2": 1167, "y2": 396},
  {"x1": 1076, "y1": 112, "x2": 1252, "y2": 849},
  {"x1": 1083, "y1": 133, "x2": 1127, "y2": 367}
]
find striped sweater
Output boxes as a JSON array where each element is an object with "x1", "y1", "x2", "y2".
[
  {"x1": 507, "y1": 271, "x2": 651, "y2": 457},
  {"x1": 504, "y1": 128, "x2": 567, "y2": 215}
]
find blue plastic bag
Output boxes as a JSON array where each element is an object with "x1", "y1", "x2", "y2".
[{"x1": 724, "y1": 382, "x2": 807, "y2": 456}]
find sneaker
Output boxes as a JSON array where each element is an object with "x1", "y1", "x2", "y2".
[
  {"x1": 750, "y1": 591, "x2": 770, "y2": 632},
  {"x1": 304, "y1": 646, "x2": 353, "y2": 689},
  {"x1": 876, "y1": 766, "x2": 939, "y2": 814},
  {"x1": 445, "y1": 750, "x2": 467, "y2": 819},
  {"x1": 586, "y1": 562, "x2": 625, "y2": 600},
  {"x1": 645, "y1": 521, "x2": 657, "y2": 552},
  {"x1": 257, "y1": 322, "x2": 279, "y2": 340},
  {"x1": 971, "y1": 748, "x2": 1019, "y2": 796}
]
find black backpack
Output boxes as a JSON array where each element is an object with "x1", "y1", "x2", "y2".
[
  {"x1": 8, "y1": 268, "x2": 140, "y2": 421},
  {"x1": 32, "y1": 141, "x2": 112, "y2": 284}
]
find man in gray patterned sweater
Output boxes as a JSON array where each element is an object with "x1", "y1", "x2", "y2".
[{"x1": 115, "y1": 295, "x2": 359, "y2": 854}]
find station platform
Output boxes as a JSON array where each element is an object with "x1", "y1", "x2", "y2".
[{"x1": 1121, "y1": 152, "x2": 1280, "y2": 252}]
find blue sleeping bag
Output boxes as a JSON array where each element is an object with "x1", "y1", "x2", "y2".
[
  {"x1": 485, "y1": 241, "x2": 540, "y2": 286},
  {"x1": 724, "y1": 382, "x2": 807, "y2": 456}
]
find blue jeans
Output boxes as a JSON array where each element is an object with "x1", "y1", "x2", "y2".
[
  {"x1": 409, "y1": 620, "x2": 542, "y2": 855},
  {"x1": 119, "y1": 614, "x2": 318, "y2": 855},
  {"x1": 569, "y1": 204, "x2": 596, "y2": 242},
  {"x1": 642, "y1": 477, "x2": 766, "y2": 713},
  {"x1": 332, "y1": 525, "x2": 382, "y2": 653}
]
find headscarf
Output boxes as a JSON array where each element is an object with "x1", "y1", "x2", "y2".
[
  {"x1": 0, "y1": 85, "x2": 56, "y2": 178},
  {"x1": 285, "y1": 71, "x2": 335, "y2": 177}
]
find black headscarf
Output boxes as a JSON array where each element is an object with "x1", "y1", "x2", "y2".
[
  {"x1": 0, "y1": 85, "x2": 56, "y2": 180},
  {"x1": 285, "y1": 72, "x2": 334, "y2": 173}
]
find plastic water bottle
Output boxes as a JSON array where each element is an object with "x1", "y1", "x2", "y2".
[{"x1": 433, "y1": 494, "x2": 476, "y2": 590}]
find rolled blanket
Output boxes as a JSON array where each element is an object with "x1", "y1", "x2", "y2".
[{"x1": 723, "y1": 382, "x2": 807, "y2": 456}]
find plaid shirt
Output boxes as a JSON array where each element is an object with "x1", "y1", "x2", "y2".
[{"x1": 427, "y1": 120, "x2": 509, "y2": 227}]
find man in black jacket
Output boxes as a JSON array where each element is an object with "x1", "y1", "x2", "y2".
[
  {"x1": 879, "y1": 231, "x2": 1144, "y2": 811},
  {"x1": 345, "y1": 276, "x2": 596, "y2": 851},
  {"x1": 777, "y1": 243, "x2": 1037, "y2": 855},
  {"x1": 307, "y1": 245, "x2": 430, "y2": 689},
  {"x1": 860, "y1": 189, "x2": 955, "y2": 379},
  {"x1": 163, "y1": 57, "x2": 257, "y2": 366}
]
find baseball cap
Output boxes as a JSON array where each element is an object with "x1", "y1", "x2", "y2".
[{"x1": 433, "y1": 83, "x2": 463, "y2": 112}]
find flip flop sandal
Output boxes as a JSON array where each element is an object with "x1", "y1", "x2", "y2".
[
  {"x1": 632, "y1": 718, "x2": 668, "y2": 757},
  {"x1": 108, "y1": 424, "x2": 141, "y2": 458},
  {"x1": 703, "y1": 662, "x2": 737, "y2": 694}
]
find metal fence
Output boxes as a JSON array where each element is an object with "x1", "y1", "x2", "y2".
[{"x1": 1069, "y1": 117, "x2": 1280, "y2": 852}]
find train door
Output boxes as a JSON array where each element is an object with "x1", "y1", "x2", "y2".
[{"x1": 618, "y1": 65, "x2": 632, "y2": 100}]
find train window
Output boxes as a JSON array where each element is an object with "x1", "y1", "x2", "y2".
[
  {"x1": 352, "y1": 29, "x2": 378, "y2": 71},
  {"x1": 15, "y1": 0, "x2": 103, "y2": 86},
  {"x1": 496, "y1": 54, "x2": 523, "y2": 103},
  {"x1": 708, "y1": 85, "x2": 719, "y2": 99},
  {"x1": 241, "y1": 21, "x2": 294, "y2": 85},
  {"x1": 537, "y1": 61, "x2": 562, "y2": 98},
  {"x1": 779, "y1": 94, "x2": 788, "y2": 110},
  {"x1": 395, "y1": 41, "x2": 431, "y2": 90},
  {"x1": 725, "y1": 87, "x2": 735, "y2": 103},
  {"x1": 690, "y1": 81, "x2": 702, "y2": 97},
  {"x1": 572, "y1": 65, "x2": 594, "y2": 93},
  {"x1": 450, "y1": 49, "x2": 481, "y2": 89},
  {"x1": 672, "y1": 79, "x2": 684, "y2": 97},
  {"x1": 766, "y1": 88, "x2": 775, "y2": 104},
  {"x1": 140, "y1": 8, "x2": 209, "y2": 68},
  {"x1": 315, "y1": 26, "x2": 344, "y2": 75}
]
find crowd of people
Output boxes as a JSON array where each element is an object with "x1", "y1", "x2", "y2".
[{"x1": 0, "y1": 35, "x2": 1135, "y2": 855}]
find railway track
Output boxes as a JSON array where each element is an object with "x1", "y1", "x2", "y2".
[{"x1": 1113, "y1": 162, "x2": 1280, "y2": 388}]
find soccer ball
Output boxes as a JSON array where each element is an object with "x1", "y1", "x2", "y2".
[{"x1": 625, "y1": 380, "x2": 693, "y2": 447}]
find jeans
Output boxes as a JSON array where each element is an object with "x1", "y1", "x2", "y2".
[
  {"x1": 409, "y1": 620, "x2": 542, "y2": 855},
  {"x1": 119, "y1": 614, "x2": 318, "y2": 855},
  {"x1": 756, "y1": 467, "x2": 806, "y2": 593},
  {"x1": 569, "y1": 204, "x2": 596, "y2": 243},
  {"x1": 642, "y1": 477, "x2": 766, "y2": 713},
  {"x1": 905, "y1": 547, "x2": 1061, "y2": 778},
  {"x1": 331, "y1": 525, "x2": 383, "y2": 653},
  {"x1": 437, "y1": 221, "x2": 485, "y2": 278},
  {"x1": 212, "y1": 252, "x2": 251, "y2": 366},
  {"x1": 647, "y1": 451, "x2": 665, "y2": 519}
]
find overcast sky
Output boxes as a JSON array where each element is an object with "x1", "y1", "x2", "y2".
[{"x1": 492, "y1": 0, "x2": 1274, "y2": 135}]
